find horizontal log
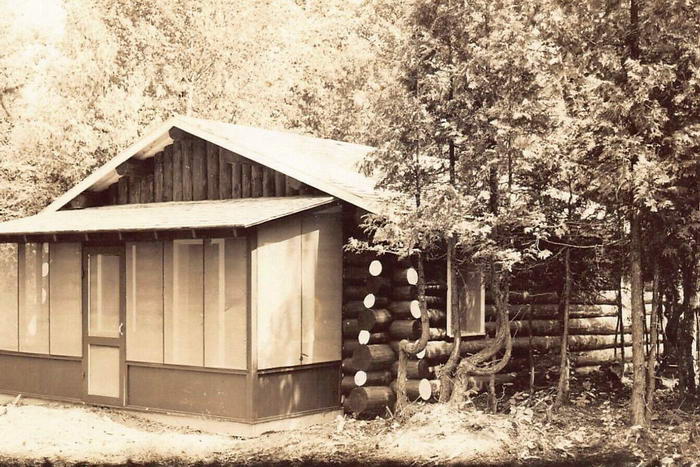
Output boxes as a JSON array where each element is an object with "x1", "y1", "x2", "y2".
[
  {"x1": 342, "y1": 301, "x2": 367, "y2": 318},
  {"x1": 368, "y1": 259, "x2": 384, "y2": 276},
  {"x1": 391, "y1": 359, "x2": 433, "y2": 379},
  {"x1": 116, "y1": 159, "x2": 154, "y2": 177},
  {"x1": 421, "y1": 334, "x2": 634, "y2": 363},
  {"x1": 344, "y1": 285, "x2": 368, "y2": 301},
  {"x1": 485, "y1": 316, "x2": 624, "y2": 337},
  {"x1": 363, "y1": 294, "x2": 389, "y2": 309},
  {"x1": 388, "y1": 320, "x2": 416, "y2": 340},
  {"x1": 341, "y1": 375, "x2": 359, "y2": 395},
  {"x1": 390, "y1": 380, "x2": 424, "y2": 402},
  {"x1": 352, "y1": 344, "x2": 396, "y2": 371},
  {"x1": 358, "y1": 308, "x2": 393, "y2": 332},
  {"x1": 343, "y1": 339, "x2": 361, "y2": 358},
  {"x1": 358, "y1": 330, "x2": 390, "y2": 345},
  {"x1": 366, "y1": 276, "x2": 392, "y2": 295},
  {"x1": 344, "y1": 252, "x2": 381, "y2": 266},
  {"x1": 354, "y1": 370, "x2": 392, "y2": 387},
  {"x1": 345, "y1": 386, "x2": 395, "y2": 416},
  {"x1": 486, "y1": 304, "x2": 621, "y2": 321},
  {"x1": 67, "y1": 191, "x2": 106, "y2": 209},
  {"x1": 420, "y1": 373, "x2": 517, "y2": 400},
  {"x1": 342, "y1": 358, "x2": 361, "y2": 374},
  {"x1": 345, "y1": 266, "x2": 371, "y2": 282},
  {"x1": 343, "y1": 319, "x2": 359, "y2": 338},
  {"x1": 388, "y1": 320, "x2": 447, "y2": 341},
  {"x1": 571, "y1": 348, "x2": 634, "y2": 367},
  {"x1": 392, "y1": 267, "x2": 418, "y2": 285},
  {"x1": 388, "y1": 300, "x2": 420, "y2": 318}
]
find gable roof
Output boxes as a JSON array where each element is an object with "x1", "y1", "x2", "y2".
[
  {"x1": 43, "y1": 115, "x2": 383, "y2": 214},
  {"x1": 0, "y1": 196, "x2": 335, "y2": 237}
]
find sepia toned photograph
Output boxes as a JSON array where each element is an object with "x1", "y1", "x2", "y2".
[{"x1": 0, "y1": 0, "x2": 698, "y2": 465}]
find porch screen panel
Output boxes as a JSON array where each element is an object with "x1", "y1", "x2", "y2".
[
  {"x1": 0, "y1": 243, "x2": 18, "y2": 351},
  {"x1": 204, "y1": 238, "x2": 247, "y2": 369},
  {"x1": 19, "y1": 243, "x2": 49, "y2": 354},
  {"x1": 126, "y1": 242, "x2": 164, "y2": 363},
  {"x1": 165, "y1": 240, "x2": 204, "y2": 366},
  {"x1": 301, "y1": 213, "x2": 342, "y2": 364},
  {"x1": 49, "y1": 243, "x2": 82, "y2": 356},
  {"x1": 257, "y1": 217, "x2": 302, "y2": 369}
]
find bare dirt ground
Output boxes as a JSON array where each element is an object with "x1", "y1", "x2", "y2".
[{"x1": 0, "y1": 375, "x2": 699, "y2": 466}]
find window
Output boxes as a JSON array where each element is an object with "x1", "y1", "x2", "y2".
[
  {"x1": 447, "y1": 255, "x2": 485, "y2": 337},
  {"x1": 49, "y1": 243, "x2": 82, "y2": 356},
  {"x1": 204, "y1": 238, "x2": 247, "y2": 369},
  {"x1": 257, "y1": 218, "x2": 302, "y2": 369},
  {"x1": 301, "y1": 214, "x2": 342, "y2": 364},
  {"x1": 19, "y1": 243, "x2": 50, "y2": 353},
  {"x1": 126, "y1": 242, "x2": 164, "y2": 363},
  {"x1": 126, "y1": 238, "x2": 248, "y2": 369},
  {"x1": 257, "y1": 213, "x2": 342, "y2": 369},
  {"x1": 164, "y1": 240, "x2": 204, "y2": 366},
  {"x1": 0, "y1": 243, "x2": 18, "y2": 351}
]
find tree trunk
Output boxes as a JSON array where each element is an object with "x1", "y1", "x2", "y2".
[
  {"x1": 451, "y1": 261, "x2": 512, "y2": 405},
  {"x1": 554, "y1": 248, "x2": 571, "y2": 409},
  {"x1": 439, "y1": 236, "x2": 462, "y2": 402},
  {"x1": 629, "y1": 209, "x2": 647, "y2": 426},
  {"x1": 645, "y1": 262, "x2": 660, "y2": 419},
  {"x1": 678, "y1": 258, "x2": 698, "y2": 395}
]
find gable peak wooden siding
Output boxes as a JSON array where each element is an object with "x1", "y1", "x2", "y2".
[{"x1": 71, "y1": 136, "x2": 320, "y2": 209}]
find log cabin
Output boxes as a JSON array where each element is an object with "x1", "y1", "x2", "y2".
[
  {"x1": 0, "y1": 115, "x2": 647, "y2": 426},
  {"x1": 0, "y1": 115, "x2": 392, "y2": 434}
]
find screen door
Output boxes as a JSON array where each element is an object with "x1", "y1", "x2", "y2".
[{"x1": 83, "y1": 246, "x2": 126, "y2": 406}]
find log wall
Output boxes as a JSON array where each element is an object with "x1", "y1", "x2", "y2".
[{"x1": 340, "y1": 240, "x2": 656, "y2": 416}]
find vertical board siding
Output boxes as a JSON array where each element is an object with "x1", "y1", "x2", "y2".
[
  {"x1": 262, "y1": 167, "x2": 275, "y2": 197},
  {"x1": 172, "y1": 143, "x2": 183, "y2": 202},
  {"x1": 219, "y1": 148, "x2": 232, "y2": 200},
  {"x1": 96, "y1": 138, "x2": 324, "y2": 208},
  {"x1": 129, "y1": 177, "x2": 141, "y2": 204},
  {"x1": 274, "y1": 172, "x2": 286, "y2": 197},
  {"x1": 154, "y1": 151, "x2": 164, "y2": 202},
  {"x1": 192, "y1": 140, "x2": 207, "y2": 201},
  {"x1": 206, "y1": 142, "x2": 219, "y2": 200},
  {"x1": 163, "y1": 146, "x2": 174, "y2": 202},
  {"x1": 181, "y1": 140, "x2": 193, "y2": 202},
  {"x1": 285, "y1": 176, "x2": 299, "y2": 196},
  {"x1": 142, "y1": 175, "x2": 154, "y2": 203},
  {"x1": 241, "y1": 163, "x2": 252, "y2": 198},
  {"x1": 118, "y1": 178, "x2": 129, "y2": 205},
  {"x1": 251, "y1": 164, "x2": 263, "y2": 198}
]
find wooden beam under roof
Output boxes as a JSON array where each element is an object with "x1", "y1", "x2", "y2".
[{"x1": 116, "y1": 159, "x2": 155, "y2": 178}]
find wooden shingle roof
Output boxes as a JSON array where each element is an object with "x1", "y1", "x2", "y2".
[
  {"x1": 43, "y1": 115, "x2": 383, "y2": 215},
  {"x1": 0, "y1": 197, "x2": 335, "y2": 237}
]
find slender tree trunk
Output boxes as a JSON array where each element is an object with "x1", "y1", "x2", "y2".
[
  {"x1": 645, "y1": 262, "x2": 660, "y2": 419},
  {"x1": 440, "y1": 236, "x2": 462, "y2": 403},
  {"x1": 554, "y1": 248, "x2": 572, "y2": 409},
  {"x1": 678, "y1": 259, "x2": 698, "y2": 395},
  {"x1": 630, "y1": 209, "x2": 647, "y2": 426}
]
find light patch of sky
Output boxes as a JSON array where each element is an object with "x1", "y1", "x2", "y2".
[{"x1": 5, "y1": 0, "x2": 66, "y2": 42}]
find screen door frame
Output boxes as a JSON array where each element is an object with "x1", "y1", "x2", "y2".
[{"x1": 82, "y1": 245, "x2": 126, "y2": 407}]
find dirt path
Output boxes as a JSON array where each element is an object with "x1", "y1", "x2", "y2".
[{"x1": 0, "y1": 383, "x2": 697, "y2": 466}]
